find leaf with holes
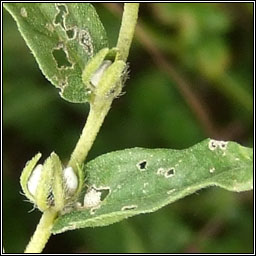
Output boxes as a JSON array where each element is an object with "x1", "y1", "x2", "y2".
[
  {"x1": 4, "y1": 3, "x2": 108, "y2": 103},
  {"x1": 52, "y1": 138, "x2": 253, "y2": 234}
]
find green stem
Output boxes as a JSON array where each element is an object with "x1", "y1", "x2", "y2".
[
  {"x1": 23, "y1": 4, "x2": 140, "y2": 253},
  {"x1": 68, "y1": 3, "x2": 140, "y2": 168},
  {"x1": 116, "y1": 3, "x2": 140, "y2": 62},
  {"x1": 24, "y1": 209, "x2": 58, "y2": 253},
  {"x1": 68, "y1": 100, "x2": 112, "y2": 169}
]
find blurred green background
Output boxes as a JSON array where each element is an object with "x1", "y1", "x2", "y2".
[{"x1": 3, "y1": 3, "x2": 253, "y2": 253}]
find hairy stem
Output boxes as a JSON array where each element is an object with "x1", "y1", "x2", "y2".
[
  {"x1": 68, "y1": 100, "x2": 112, "y2": 169},
  {"x1": 117, "y1": 3, "x2": 140, "y2": 62},
  {"x1": 24, "y1": 209, "x2": 58, "y2": 253},
  {"x1": 22, "y1": 3, "x2": 139, "y2": 254},
  {"x1": 68, "y1": 3, "x2": 140, "y2": 169}
]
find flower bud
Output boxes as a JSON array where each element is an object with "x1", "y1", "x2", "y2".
[{"x1": 20, "y1": 153, "x2": 85, "y2": 213}]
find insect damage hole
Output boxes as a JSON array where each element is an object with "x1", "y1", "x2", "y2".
[
  {"x1": 83, "y1": 186, "x2": 110, "y2": 209},
  {"x1": 219, "y1": 141, "x2": 228, "y2": 150},
  {"x1": 137, "y1": 160, "x2": 147, "y2": 171},
  {"x1": 208, "y1": 139, "x2": 218, "y2": 151},
  {"x1": 79, "y1": 29, "x2": 93, "y2": 56},
  {"x1": 165, "y1": 168, "x2": 175, "y2": 178},
  {"x1": 98, "y1": 187, "x2": 110, "y2": 201},
  {"x1": 83, "y1": 188, "x2": 101, "y2": 209},
  {"x1": 66, "y1": 27, "x2": 77, "y2": 40},
  {"x1": 54, "y1": 4, "x2": 68, "y2": 30},
  {"x1": 52, "y1": 44, "x2": 73, "y2": 69},
  {"x1": 121, "y1": 205, "x2": 137, "y2": 211}
]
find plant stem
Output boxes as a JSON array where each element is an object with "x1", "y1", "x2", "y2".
[
  {"x1": 117, "y1": 3, "x2": 140, "y2": 62},
  {"x1": 23, "y1": 4, "x2": 140, "y2": 253},
  {"x1": 24, "y1": 209, "x2": 58, "y2": 253},
  {"x1": 68, "y1": 100, "x2": 112, "y2": 169},
  {"x1": 68, "y1": 3, "x2": 140, "y2": 169}
]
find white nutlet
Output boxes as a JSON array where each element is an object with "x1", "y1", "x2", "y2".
[
  {"x1": 63, "y1": 167, "x2": 78, "y2": 194},
  {"x1": 83, "y1": 188, "x2": 101, "y2": 208},
  {"x1": 27, "y1": 164, "x2": 43, "y2": 196},
  {"x1": 90, "y1": 60, "x2": 112, "y2": 86}
]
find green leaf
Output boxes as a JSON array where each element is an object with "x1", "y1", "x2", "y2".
[
  {"x1": 4, "y1": 3, "x2": 108, "y2": 103},
  {"x1": 52, "y1": 139, "x2": 252, "y2": 234}
]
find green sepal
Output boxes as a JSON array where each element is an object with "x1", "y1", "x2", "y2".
[
  {"x1": 67, "y1": 163, "x2": 85, "y2": 202},
  {"x1": 94, "y1": 59, "x2": 126, "y2": 99},
  {"x1": 51, "y1": 152, "x2": 65, "y2": 212},
  {"x1": 82, "y1": 47, "x2": 109, "y2": 89},
  {"x1": 20, "y1": 153, "x2": 42, "y2": 202},
  {"x1": 36, "y1": 155, "x2": 54, "y2": 211}
]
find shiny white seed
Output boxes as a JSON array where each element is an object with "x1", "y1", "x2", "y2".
[
  {"x1": 27, "y1": 164, "x2": 43, "y2": 196},
  {"x1": 63, "y1": 167, "x2": 78, "y2": 194},
  {"x1": 90, "y1": 60, "x2": 112, "y2": 86}
]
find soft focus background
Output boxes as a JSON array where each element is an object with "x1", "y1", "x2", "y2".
[{"x1": 3, "y1": 3, "x2": 253, "y2": 253}]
